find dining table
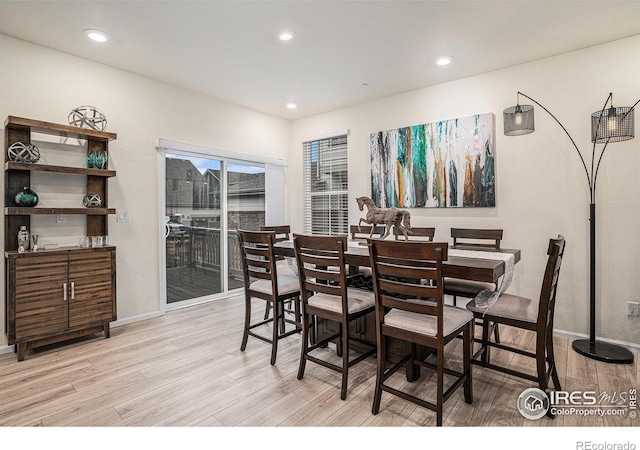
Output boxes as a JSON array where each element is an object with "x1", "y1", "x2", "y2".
[
  {"x1": 273, "y1": 238, "x2": 522, "y2": 380},
  {"x1": 274, "y1": 239, "x2": 521, "y2": 284}
]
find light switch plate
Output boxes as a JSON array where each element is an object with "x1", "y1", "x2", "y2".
[{"x1": 117, "y1": 211, "x2": 130, "y2": 223}]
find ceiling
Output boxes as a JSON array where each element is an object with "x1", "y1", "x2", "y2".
[{"x1": 1, "y1": 1, "x2": 640, "y2": 120}]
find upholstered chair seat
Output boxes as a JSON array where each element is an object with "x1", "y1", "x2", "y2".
[
  {"x1": 466, "y1": 293, "x2": 538, "y2": 324},
  {"x1": 385, "y1": 304, "x2": 474, "y2": 337},
  {"x1": 250, "y1": 274, "x2": 301, "y2": 297},
  {"x1": 307, "y1": 288, "x2": 375, "y2": 314}
]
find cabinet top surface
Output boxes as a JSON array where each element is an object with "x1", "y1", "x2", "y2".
[
  {"x1": 5, "y1": 116, "x2": 117, "y2": 142},
  {"x1": 6, "y1": 245, "x2": 116, "y2": 258}
]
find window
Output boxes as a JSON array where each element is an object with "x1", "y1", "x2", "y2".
[{"x1": 303, "y1": 134, "x2": 348, "y2": 235}]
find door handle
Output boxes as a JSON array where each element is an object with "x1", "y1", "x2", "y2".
[
  {"x1": 63, "y1": 282, "x2": 67, "y2": 301},
  {"x1": 70, "y1": 282, "x2": 75, "y2": 300}
]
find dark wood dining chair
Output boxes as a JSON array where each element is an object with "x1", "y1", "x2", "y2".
[
  {"x1": 394, "y1": 226, "x2": 435, "y2": 241},
  {"x1": 260, "y1": 225, "x2": 291, "y2": 242},
  {"x1": 293, "y1": 234, "x2": 376, "y2": 400},
  {"x1": 350, "y1": 224, "x2": 385, "y2": 241},
  {"x1": 451, "y1": 227, "x2": 503, "y2": 250},
  {"x1": 368, "y1": 239, "x2": 474, "y2": 426},
  {"x1": 238, "y1": 229, "x2": 301, "y2": 365},
  {"x1": 466, "y1": 236, "x2": 566, "y2": 418},
  {"x1": 445, "y1": 228, "x2": 504, "y2": 341},
  {"x1": 260, "y1": 225, "x2": 294, "y2": 321},
  {"x1": 348, "y1": 224, "x2": 384, "y2": 290}
]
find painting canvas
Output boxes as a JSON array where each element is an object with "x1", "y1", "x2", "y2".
[{"x1": 370, "y1": 113, "x2": 495, "y2": 208}]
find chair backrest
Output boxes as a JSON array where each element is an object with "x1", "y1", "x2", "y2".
[
  {"x1": 350, "y1": 224, "x2": 385, "y2": 241},
  {"x1": 368, "y1": 239, "x2": 448, "y2": 341},
  {"x1": 536, "y1": 235, "x2": 566, "y2": 335},
  {"x1": 260, "y1": 225, "x2": 291, "y2": 242},
  {"x1": 451, "y1": 228, "x2": 502, "y2": 250},
  {"x1": 395, "y1": 226, "x2": 435, "y2": 241},
  {"x1": 237, "y1": 230, "x2": 278, "y2": 297},
  {"x1": 293, "y1": 234, "x2": 349, "y2": 314}
]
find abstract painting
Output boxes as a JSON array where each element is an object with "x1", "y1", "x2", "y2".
[{"x1": 370, "y1": 113, "x2": 495, "y2": 208}]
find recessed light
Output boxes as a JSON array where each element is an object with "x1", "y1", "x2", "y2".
[
  {"x1": 436, "y1": 56, "x2": 452, "y2": 66},
  {"x1": 85, "y1": 29, "x2": 109, "y2": 43},
  {"x1": 286, "y1": 103, "x2": 297, "y2": 110},
  {"x1": 278, "y1": 31, "x2": 295, "y2": 41}
]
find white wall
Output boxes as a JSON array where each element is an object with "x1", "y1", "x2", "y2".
[
  {"x1": 289, "y1": 35, "x2": 640, "y2": 347},
  {"x1": 0, "y1": 34, "x2": 291, "y2": 346},
  {"x1": 2, "y1": 31, "x2": 639, "y2": 350}
]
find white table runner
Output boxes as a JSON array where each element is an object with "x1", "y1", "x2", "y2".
[{"x1": 448, "y1": 249, "x2": 515, "y2": 310}]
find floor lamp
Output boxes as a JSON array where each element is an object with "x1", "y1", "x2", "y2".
[{"x1": 503, "y1": 91, "x2": 638, "y2": 364}]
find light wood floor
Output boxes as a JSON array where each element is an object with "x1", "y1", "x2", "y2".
[{"x1": 0, "y1": 294, "x2": 638, "y2": 428}]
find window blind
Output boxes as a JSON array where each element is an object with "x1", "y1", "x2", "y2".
[{"x1": 302, "y1": 134, "x2": 348, "y2": 235}]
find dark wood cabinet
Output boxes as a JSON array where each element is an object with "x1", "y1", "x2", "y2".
[
  {"x1": 6, "y1": 248, "x2": 116, "y2": 361},
  {"x1": 4, "y1": 116, "x2": 118, "y2": 361}
]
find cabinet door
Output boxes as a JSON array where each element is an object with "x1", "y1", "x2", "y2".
[
  {"x1": 68, "y1": 250, "x2": 115, "y2": 329},
  {"x1": 14, "y1": 254, "x2": 69, "y2": 341}
]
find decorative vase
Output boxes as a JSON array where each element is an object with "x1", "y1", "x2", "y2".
[
  {"x1": 94, "y1": 150, "x2": 107, "y2": 169},
  {"x1": 15, "y1": 186, "x2": 39, "y2": 207},
  {"x1": 87, "y1": 150, "x2": 97, "y2": 168}
]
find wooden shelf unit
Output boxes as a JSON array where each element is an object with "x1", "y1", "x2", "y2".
[{"x1": 4, "y1": 116, "x2": 118, "y2": 361}]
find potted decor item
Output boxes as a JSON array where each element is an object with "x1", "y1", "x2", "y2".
[
  {"x1": 15, "y1": 186, "x2": 39, "y2": 207},
  {"x1": 94, "y1": 150, "x2": 107, "y2": 169},
  {"x1": 87, "y1": 150, "x2": 97, "y2": 168}
]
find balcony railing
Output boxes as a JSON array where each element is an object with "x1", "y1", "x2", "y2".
[{"x1": 166, "y1": 227, "x2": 243, "y2": 278}]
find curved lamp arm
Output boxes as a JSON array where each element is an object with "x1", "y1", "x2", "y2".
[
  {"x1": 516, "y1": 92, "x2": 592, "y2": 195},
  {"x1": 513, "y1": 92, "x2": 638, "y2": 203}
]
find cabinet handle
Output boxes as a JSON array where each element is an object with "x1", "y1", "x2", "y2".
[
  {"x1": 70, "y1": 282, "x2": 75, "y2": 300},
  {"x1": 63, "y1": 283, "x2": 67, "y2": 301}
]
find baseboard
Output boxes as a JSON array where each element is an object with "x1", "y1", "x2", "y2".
[
  {"x1": 111, "y1": 311, "x2": 164, "y2": 328},
  {"x1": 0, "y1": 345, "x2": 13, "y2": 356},
  {"x1": 3, "y1": 314, "x2": 636, "y2": 357},
  {"x1": 0, "y1": 310, "x2": 166, "y2": 357},
  {"x1": 554, "y1": 328, "x2": 640, "y2": 354}
]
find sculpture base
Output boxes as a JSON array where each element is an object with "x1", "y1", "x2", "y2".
[{"x1": 572, "y1": 339, "x2": 634, "y2": 364}]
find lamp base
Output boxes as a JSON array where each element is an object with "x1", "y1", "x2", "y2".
[{"x1": 572, "y1": 339, "x2": 634, "y2": 364}]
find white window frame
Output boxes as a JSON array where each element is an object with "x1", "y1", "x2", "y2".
[{"x1": 302, "y1": 133, "x2": 349, "y2": 235}]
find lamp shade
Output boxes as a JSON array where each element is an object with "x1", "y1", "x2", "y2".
[
  {"x1": 591, "y1": 106, "x2": 635, "y2": 143},
  {"x1": 503, "y1": 104, "x2": 534, "y2": 136}
]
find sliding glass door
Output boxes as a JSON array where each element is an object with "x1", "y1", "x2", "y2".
[
  {"x1": 226, "y1": 163, "x2": 266, "y2": 290},
  {"x1": 164, "y1": 154, "x2": 265, "y2": 306},
  {"x1": 165, "y1": 154, "x2": 225, "y2": 304}
]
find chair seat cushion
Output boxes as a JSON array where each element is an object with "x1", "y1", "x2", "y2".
[
  {"x1": 444, "y1": 277, "x2": 496, "y2": 296},
  {"x1": 466, "y1": 293, "x2": 538, "y2": 324},
  {"x1": 308, "y1": 288, "x2": 375, "y2": 314},
  {"x1": 250, "y1": 274, "x2": 300, "y2": 296},
  {"x1": 384, "y1": 305, "x2": 473, "y2": 337}
]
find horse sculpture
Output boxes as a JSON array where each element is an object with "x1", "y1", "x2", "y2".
[{"x1": 356, "y1": 196, "x2": 412, "y2": 240}]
